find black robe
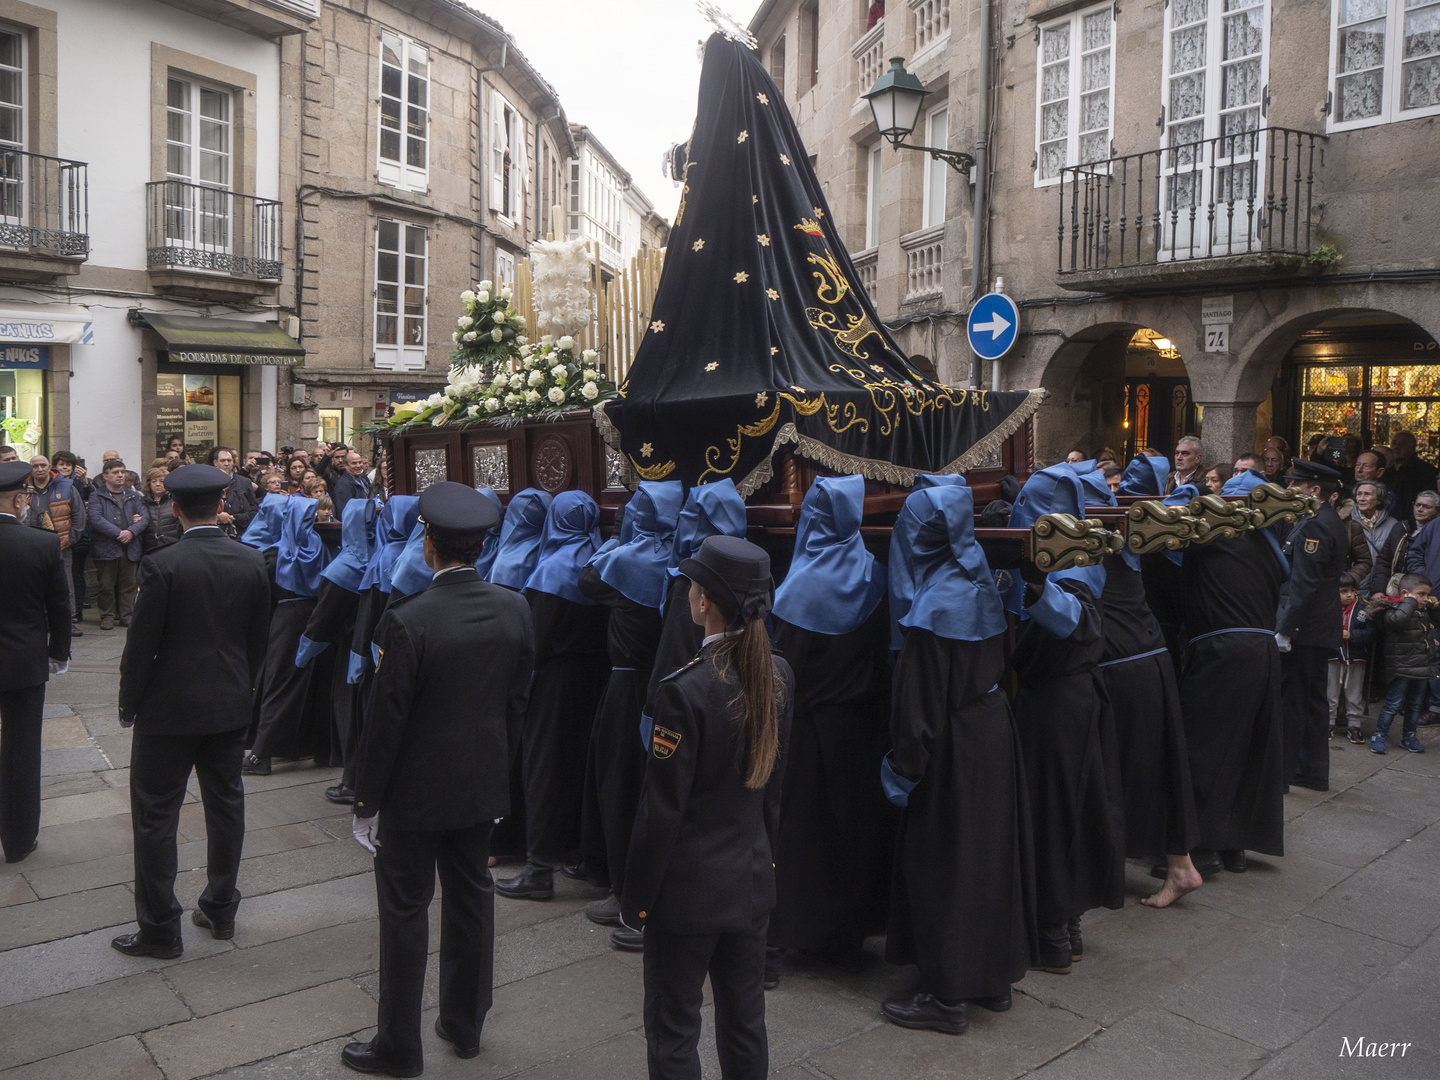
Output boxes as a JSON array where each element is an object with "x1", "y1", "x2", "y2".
[
  {"x1": 576, "y1": 566, "x2": 663, "y2": 895},
  {"x1": 1099, "y1": 555, "x2": 1199, "y2": 859},
  {"x1": 768, "y1": 607, "x2": 895, "y2": 952},
  {"x1": 1141, "y1": 553, "x2": 1187, "y2": 664},
  {"x1": 1178, "y1": 533, "x2": 1286, "y2": 856},
  {"x1": 1011, "y1": 578, "x2": 1126, "y2": 932},
  {"x1": 520, "y1": 590, "x2": 611, "y2": 862},
  {"x1": 249, "y1": 590, "x2": 319, "y2": 761},
  {"x1": 885, "y1": 630, "x2": 1036, "y2": 1000},
  {"x1": 301, "y1": 580, "x2": 362, "y2": 771}
]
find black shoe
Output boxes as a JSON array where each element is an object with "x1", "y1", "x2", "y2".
[
  {"x1": 191, "y1": 908, "x2": 234, "y2": 940},
  {"x1": 881, "y1": 992, "x2": 969, "y2": 1035},
  {"x1": 1347, "y1": 727, "x2": 1367, "y2": 745},
  {"x1": 241, "y1": 754, "x2": 271, "y2": 776},
  {"x1": 610, "y1": 926, "x2": 645, "y2": 952},
  {"x1": 1221, "y1": 849, "x2": 1247, "y2": 873},
  {"x1": 1289, "y1": 774, "x2": 1329, "y2": 792},
  {"x1": 494, "y1": 860, "x2": 554, "y2": 900},
  {"x1": 4, "y1": 839, "x2": 37, "y2": 864},
  {"x1": 561, "y1": 857, "x2": 607, "y2": 888},
  {"x1": 110, "y1": 932, "x2": 182, "y2": 960},
  {"x1": 434, "y1": 1016, "x2": 479, "y2": 1059},
  {"x1": 968, "y1": 989, "x2": 1013, "y2": 1013},
  {"x1": 1067, "y1": 919, "x2": 1083, "y2": 961},
  {"x1": 340, "y1": 1039, "x2": 422, "y2": 1077},
  {"x1": 1190, "y1": 848, "x2": 1224, "y2": 876},
  {"x1": 763, "y1": 946, "x2": 784, "y2": 989},
  {"x1": 585, "y1": 894, "x2": 622, "y2": 926},
  {"x1": 1032, "y1": 946, "x2": 1072, "y2": 975},
  {"x1": 325, "y1": 783, "x2": 356, "y2": 805},
  {"x1": 70, "y1": 626, "x2": 82, "y2": 636}
]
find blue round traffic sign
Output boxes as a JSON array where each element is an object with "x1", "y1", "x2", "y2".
[{"x1": 967, "y1": 292, "x2": 1020, "y2": 361}]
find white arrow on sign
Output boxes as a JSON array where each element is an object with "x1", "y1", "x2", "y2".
[{"x1": 972, "y1": 312, "x2": 1012, "y2": 339}]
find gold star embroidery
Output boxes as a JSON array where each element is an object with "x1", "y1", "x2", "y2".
[
  {"x1": 790, "y1": 384, "x2": 806, "y2": 393},
  {"x1": 691, "y1": 239, "x2": 705, "y2": 252},
  {"x1": 770, "y1": 347, "x2": 779, "y2": 355},
  {"x1": 650, "y1": 320, "x2": 665, "y2": 333},
  {"x1": 870, "y1": 364, "x2": 885, "y2": 373},
  {"x1": 814, "y1": 207, "x2": 825, "y2": 218},
  {"x1": 755, "y1": 392, "x2": 768, "y2": 407},
  {"x1": 752, "y1": 195, "x2": 759, "y2": 204},
  {"x1": 640, "y1": 443, "x2": 653, "y2": 458},
  {"x1": 757, "y1": 234, "x2": 770, "y2": 247},
  {"x1": 757, "y1": 93, "x2": 769, "y2": 105},
  {"x1": 734, "y1": 271, "x2": 749, "y2": 283},
  {"x1": 737, "y1": 130, "x2": 749, "y2": 144},
  {"x1": 766, "y1": 288, "x2": 779, "y2": 300},
  {"x1": 705, "y1": 362, "x2": 719, "y2": 372},
  {"x1": 780, "y1": 154, "x2": 791, "y2": 165}
]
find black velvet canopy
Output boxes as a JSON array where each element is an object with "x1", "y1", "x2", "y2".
[{"x1": 597, "y1": 34, "x2": 1044, "y2": 495}]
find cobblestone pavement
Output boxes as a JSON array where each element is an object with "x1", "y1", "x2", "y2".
[{"x1": 2, "y1": 620, "x2": 1438, "y2": 1079}]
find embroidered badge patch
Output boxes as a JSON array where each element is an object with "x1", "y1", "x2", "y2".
[
  {"x1": 1304, "y1": 538, "x2": 1319, "y2": 554},
  {"x1": 652, "y1": 725, "x2": 682, "y2": 759}
]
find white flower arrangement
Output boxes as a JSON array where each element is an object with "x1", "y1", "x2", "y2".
[{"x1": 529, "y1": 238, "x2": 593, "y2": 336}]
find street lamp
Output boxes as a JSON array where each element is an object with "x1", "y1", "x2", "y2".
[{"x1": 863, "y1": 57, "x2": 974, "y2": 175}]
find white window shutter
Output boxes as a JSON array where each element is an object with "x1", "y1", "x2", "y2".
[{"x1": 490, "y1": 91, "x2": 506, "y2": 211}]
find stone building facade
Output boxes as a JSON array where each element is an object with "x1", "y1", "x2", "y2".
[
  {"x1": 566, "y1": 124, "x2": 671, "y2": 276},
  {"x1": 749, "y1": 0, "x2": 1440, "y2": 468}
]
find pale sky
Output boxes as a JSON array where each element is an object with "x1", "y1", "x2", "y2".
[{"x1": 468, "y1": 0, "x2": 764, "y2": 224}]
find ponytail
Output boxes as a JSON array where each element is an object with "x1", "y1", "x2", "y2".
[{"x1": 705, "y1": 593, "x2": 783, "y2": 789}]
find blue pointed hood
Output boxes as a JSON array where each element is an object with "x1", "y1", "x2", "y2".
[
  {"x1": 241, "y1": 492, "x2": 287, "y2": 552},
  {"x1": 1071, "y1": 461, "x2": 1116, "y2": 508},
  {"x1": 388, "y1": 520, "x2": 432, "y2": 597},
  {"x1": 275, "y1": 498, "x2": 326, "y2": 597},
  {"x1": 358, "y1": 497, "x2": 411, "y2": 592},
  {"x1": 320, "y1": 497, "x2": 378, "y2": 594},
  {"x1": 1008, "y1": 464, "x2": 1105, "y2": 601},
  {"x1": 525, "y1": 490, "x2": 603, "y2": 604},
  {"x1": 587, "y1": 481, "x2": 685, "y2": 609},
  {"x1": 913, "y1": 473, "x2": 966, "y2": 490},
  {"x1": 774, "y1": 474, "x2": 886, "y2": 636},
  {"x1": 668, "y1": 479, "x2": 748, "y2": 576},
  {"x1": 888, "y1": 475, "x2": 966, "y2": 646},
  {"x1": 1118, "y1": 454, "x2": 1170, "y2": 496},
  {"x1": 891, "y1": 484, "x2": 1006, "y2": 642},
  {"x1": 488, "y1": 488, "x2": 553, "y2": 590},
  {"x1": 471, "y1": 487, "x2": 505, "y2": 577}
]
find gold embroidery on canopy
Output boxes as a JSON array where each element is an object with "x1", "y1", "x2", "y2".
[
  {"x1": 631, "y1": 457, "x2": 677, "y2": 480},
  {"x1": 806, "y1": 251, "x2": 850, "y2": 305}
]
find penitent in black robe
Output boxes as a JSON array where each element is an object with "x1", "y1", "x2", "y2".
[
  {"x1": 885, "y1": 630, "x2": 1035, "y2": 999},
  {"x1": 301, "y1": 580, "x2": 362, "y2": 772},
  {"x1": 520, "y1": 590, "x2": 611, "y2": 863},
  {"x1": 1178, "y1": 533, "x2": 1286, "y2": 856},
  {"x1": 1011, "y1": 579, "x2": 1126, "y2": 934},
  {"x1": 1099, "y1": 555, "x2": 1199, "y2": 859},
  {"x1": 769, "y1": 607, "x2": 896, "y2": 952},
  {"x1": 577, "y1": 565, "x2": 663, "y2": 895}
]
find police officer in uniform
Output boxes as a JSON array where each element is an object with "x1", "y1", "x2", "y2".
[
  {"x1": 621, "y1": 535, "x2": 794, "y2": 1080},
  {"x1": 1276, "y1": 458, "x2": 1349, "y2": 792},
  {"x1": 111, "y1": 465, "x2": 271, "y2": 958},
  {"x1": 0, "y1": 460, "x2": 71, "y2": 863},
  {"x1": 344, "y1": 482, "x2": 534, "y2": 1077}
]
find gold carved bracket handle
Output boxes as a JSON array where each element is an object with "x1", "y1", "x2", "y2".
[
  {"x1": 1124, "y1": 500, "x2": 1206, "y2": 555},
  {"x1": 1248, "y1": 482, "x2": 1319, "y2": 530},
  {"x1": 1186, "y1": 493, "x2": 1258, "y2": 544},
  {"x1": 1032, "y1": 513, "x2": 1124, "y2": 571}
]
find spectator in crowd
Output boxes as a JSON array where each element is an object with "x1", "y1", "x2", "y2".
[
  {"x1": 140, "y1": 468, "x2": 181, "y2": 553},
  {"x1": 24, "y1": 455, "x2": 87, "y2": 636},
  {"x1": 1329, "y1": 574, "x2": 1374, "y2": 745},
  {"x1": 0, "y1": 445, "x2": 17, "y2": 463},
  {"x1": 52, "y1": 451, "x2": 91, "y2": 623},
  {"x1": 1262, "y1": 438, "x2": 1288, "y2": 484},
  {"x1": 163, "y1": 450, "x2": 179, "y2": 461},
  {"x1": 302, "y1": 475, "x2": 328, "y2": 501},
  {"x1": 321, "y1": 443, "x2": 350, "y2": 486},
  {"x1": 1166, "y1": 436, "x2": 1203, "y2": 493},
  {"x1": 1103, "y1": 466, "x2": 1122, "y2": 493},
  {"x1": 1367, "y1": 573, "x2": 1435, "y2": 754},
  {"x1": 1095, "y1": 447, "x2": 1118, "y2": 468},
  {"x1": 1234, "y1": 453, "x2": 1261, "y2": 476},
  {"x1": 1338, "y1": 489, "x2": 1374, "y2": 591},
  {"x1": 1065, "y1": 450, "x2": 1085, "y2": 464},
  {"x1": 1406, "y1": 494, "x2": 1440, "y2": 588},
  {"x1": 284, "y1": 456, "x2": 308, "y2": 494},
  {"x1": 1388, "y1": 432, "x2": 1439, "y2": 515},
  {"x1": 208, "y1": 446, "x2": 257, "y2": 538},
  {"x1": 1352, "y1": 481, "x2": 1404, "y2": 596},
  {"x1": 1393, "y1": 490, "x2": 1439, "y2": 589},
  {"x1": 101, "y1": 449, "x2": 122, "y2": 467},
  {"x1": 1202, "y1": 464, "x2": 1226, "y2": 495},
  {"x1": 123, "y1": 470, "x2": 140, "y2": 491},
  {"x1": 315, "y1": 494, "x2": 335, "y2": 523},
  {"x1": 87, "y1": 460, "x2": 148, "y2": 631},
  {"x1": 259, "y1": 469, "x2": 286, "y2": 496},
  {"x1": 164, "y1": 435, "x2": 186, "y2": 460},
  {"x1": 331, "y1": 450, "x2": 372, "y2": 518},
  {"x1": 1349, "y1": 450, "x2": 1399, "y2": 512}
]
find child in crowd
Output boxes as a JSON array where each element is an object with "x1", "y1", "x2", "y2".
[
  {"x1": 1367, "y1": 574, "x2": 1436, "y2": 754},
  {"x1": 1328, "y1": 574, "x2": 1374, "y2": 745},
  {"x1": 315, "y1": 494, "x2": 335, "y2": 523}
]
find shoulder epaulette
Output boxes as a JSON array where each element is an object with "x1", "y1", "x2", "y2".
[{"x1": 659, "y1": 653, "x2": 705, "y2": 683}]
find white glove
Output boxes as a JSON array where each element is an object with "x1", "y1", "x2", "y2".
[
  {"x1": 1275, "y1": 633, "x2": 1293, "y2": 653},
  {"x1": 352, "y1": 812, "x2": 381, "y2": 855},
  {"x1": 48, "y1": 659, "x2": 68, "y2": 676}
]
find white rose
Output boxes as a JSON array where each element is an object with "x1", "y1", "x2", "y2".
[
  {"x1": 480, "y1": 279, "x2": 493, "y2": 291},
  {"x1": 540, "y1": 335, "x2": 554, "y2": 346},
  {"x1": 557, "y1": 335, "x2": 576, "y2": 351},
  {"x1": 501, "y1": 287, "x2": 513, "y2": 301},
  {"x1": 463, "y1": 331, "x2": 477, "y2": 342},
  {"x1": 458, "y1": 316, "x2": 473, "y2": 329},
  {"x1": 519, "y1": 344, "x2": 533, "y2": 358},
  {"x1": 582, "y1": 381, "x2": 599, "y2": 400},
  {"x1": 485, "y1": 397, "x2": 501, "y2": 413},
  {"x1": 491, "y1": 328, "x2": 503, "y2": 342},
  {"x1": 582, "y1": 349, "x2": 597, "y2": 361},
  {"x1": 460, "y1": 290, "x2": 476, "y2": 303},
  {"x1": 477, "y1": 290, "x2": 490, "y2": 304},
  {"x1": 527, "y1": 370, "x2": 545, "y2": 387},
  {"x1": 425, "y1": 392, "x2": 444, "y2": 408},
  {"x1": 504, "y1": 392, "x2": 520, "y2": 407},
  {"x1": 517, "y1": 335, "x2": 528, "y2": 345},
  {"x1": 452, "y1": 331, "x2": 461, "y2": 343},
  {"x1": 547, "y1": 387, "x2": 566, "y2": 404},
  {"x1": 581, "y1": 368, "x2": 596, "y2": 382},
  {"x1": 493, "y1": 310, "x2": 506, "y2": 324},
  {"x1": 524, "y1": 389, "x2": 541, "y2": 405},
  {"x1": 492, "y1": 372, "x2": 509, "y2": 387},
  {"x1": 509, "y1": 373, "x2": 524, "y2": 388},
  {"x1": 466, "y1": 404, "x2": 480, "y2": 417},
  {"x1": 549, "y1": 364, "x2": 565, "y2": 377}
]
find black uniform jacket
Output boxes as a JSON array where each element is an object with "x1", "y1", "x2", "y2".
[
  {"x1": 622, "y1": 640, "x2": 794, "y2": 935},
  {"x1": 1276, "y1": 503, "x2": 1347, "y2": 648},
  {"x1": 119, "y1": 527, "x2": 270, "y2": 734},
  {"x1": 0, "y1": 514, "x2": 71, "y2": 692},
  {"x1": 354, "y1": 567, "x2": 534, "y2": 832}
]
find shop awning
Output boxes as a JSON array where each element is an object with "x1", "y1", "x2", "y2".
[{"x1": 135, "y1": 312, "x2": 305, "y2": 366}]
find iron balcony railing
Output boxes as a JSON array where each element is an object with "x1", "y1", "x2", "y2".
[
  {"x1": 1057, "y1": 127, "x2": 1325, "y2": 274},
  {"x1": 145, "y1": 180, "x2": 282, "y2": 280},
  {"x1": 0, "y1": 149, "x2": 89, "y2": 258}
]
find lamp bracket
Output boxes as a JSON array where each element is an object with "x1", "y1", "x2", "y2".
[{"x1": 888, "y1": 137, "x2": 976, "y2": 176}]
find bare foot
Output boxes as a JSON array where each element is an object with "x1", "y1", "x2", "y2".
[
  {"x1": 488, "y1": 856, "x2": 498, "y2": 867},
  {"x1": 1141, "y1": 856, "x2": 1203, "y2": 909}
]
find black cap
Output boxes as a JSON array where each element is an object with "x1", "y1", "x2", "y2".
[
  {"x1": 419, "y1": 481, "x2": 502, "y2": 533},
  {"x1": 1282, "y1": 458, "x2": 1342, "y2": 483},
  {"x1": 678, "y1": 534, "x2": 773, "y2": 625},
  {"x1": 165, "y1": 463, "x2": 230, "y2": 496},
  {"x1": 0, "y1": 460, "x2": 31, "y2": 492}
]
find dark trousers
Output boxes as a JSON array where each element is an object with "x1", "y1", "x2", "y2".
[
  {"x1": 0, "y1": 684, "x2": 45, "y2": 862},
  {"x1": 1282, "y1": 646, "x2": 1331, "y2": 783},
  {"x1": 642, "y1": 924, "x2": 768, "y2": 1080},
  {"x1": 374, "y1": 822, "x2": 495, "y2": 1068},
  {"x1": 1376, "y1": 677, "x2": 1429, "y2": 740},
  {"x1": 95, "y1": 557, "x2": 138, "y2": 621},
  {"x1": 129, "y1": 728, "x2": 246, "y2": 940}
]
